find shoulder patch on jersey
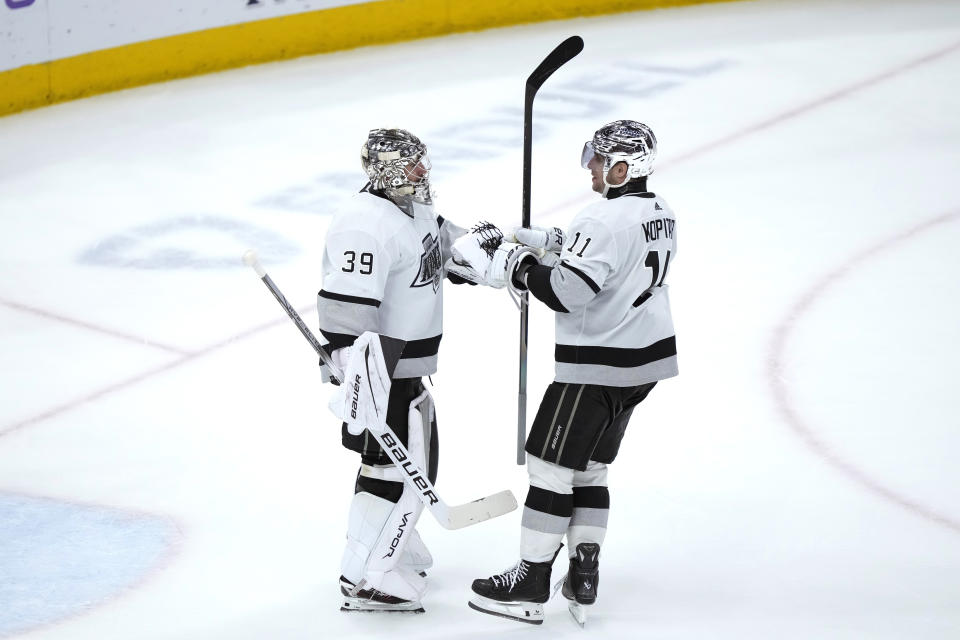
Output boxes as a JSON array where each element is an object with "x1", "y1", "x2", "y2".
[{"x1": 411, "y1": 233, "x2": 443, "y2": 293}]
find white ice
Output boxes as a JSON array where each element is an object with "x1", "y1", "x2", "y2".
[{"x1": 1, "y1": 0, "x2": 959, "y2": 638}]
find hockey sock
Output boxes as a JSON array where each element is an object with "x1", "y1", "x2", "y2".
[
  {"x1": 566, "y1": 485, "x2": 608, "y2": 556},
  {"x1": 520, "y1": 486, "x2": 572, "y2": 563}
]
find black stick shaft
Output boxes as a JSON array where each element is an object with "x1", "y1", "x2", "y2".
[{"x1": 517, "y1": 36, "x2": 583, "y2": 465}]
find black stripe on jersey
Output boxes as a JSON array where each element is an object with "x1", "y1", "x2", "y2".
[
  {"x1": 555, "y1": 336, "x2": 677, "y2": 368},
  {"x1": 320, "y1": 329, "x2": 359, "y2": 350},
  {"x1": 319, "y1": 289, "x2": 382, "y2": 307},
  {"x1": 437, "y1": 214, "x2": 446, "y2": 227},
  {"x1": 573, "y1": 486, "x2": 610, "y2": 509},
  {"x1": 401, "y1": 334, "x2": 442, "y2": 359},
  {"x1": 560, "y1": 261, "x2": 601, "y2": 294},
  {"x1": 525, "y1": 486, "x2": 574, "y2": 517},
  {"x1": 526, "y1": 264, "x2": 569, "y2": 313}
]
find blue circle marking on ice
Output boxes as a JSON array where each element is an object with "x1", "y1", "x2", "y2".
[
  {"x1": 78, "y1": 215, "x2": 298, "y2": 269},
  {"x1": 0, "y1": 493, "x2": 180, "y2": 638}
]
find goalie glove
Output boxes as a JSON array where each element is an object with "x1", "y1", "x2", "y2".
[
  {"x1": 510, "y1": 225, "x2": 565, "y2": 253},
  {"x1": 445, "y1": 221, "x2": 505, "y2": 286},
  {"x1": 319, "y1": 346, "x2": 351, "y2": 385},
  {"x1": 328, "y1": 333, "x2": 392, "y2": 436}
]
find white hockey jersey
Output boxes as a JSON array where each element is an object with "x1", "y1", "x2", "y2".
[
  {"x1": 526, "y1": 187, "x2": 678, "y2": 387},
  {"x1": 318, "y1": 187, "x2": 463, "y2": 379}
]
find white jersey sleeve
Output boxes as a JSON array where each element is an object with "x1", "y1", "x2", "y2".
[
  {"x1": 548, "y1": 215, "x2": 619, "y2": 309},
  {"x1": 437, "y1": 215, "x2": 468, "y2": 263}
]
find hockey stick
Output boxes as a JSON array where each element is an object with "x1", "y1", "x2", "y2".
[
  {"x1": 518, "y1": 36, "x2": 584, "y2": 465},
  {"x1": 242, "y1": 249, "x2": 517, "y2": 530}
]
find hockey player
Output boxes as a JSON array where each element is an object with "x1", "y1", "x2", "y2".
[
  {"x1": 466, "y1": 120, "x2": 679, "y2": 625},
  {"x1": 319, "y1": 128, "x2": 483, "y2": 613}
]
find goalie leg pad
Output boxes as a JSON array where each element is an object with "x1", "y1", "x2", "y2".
[
  {"x1": 340, "y1": 490, "x2": 396, "y2": 587},
  {"x1": 359, "y1": 388, "x2": 436, "y2": 602},
  {"x1": 401, "y1": 528, "x2": 433, "y2": 576}
]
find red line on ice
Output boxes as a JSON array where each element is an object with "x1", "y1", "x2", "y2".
[{"x1": 767, "y1": 210, "x2": 960, "y2": 535}]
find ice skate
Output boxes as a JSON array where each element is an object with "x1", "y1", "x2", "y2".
[
  {"x1": 468, "y1": 559, "x2": 554, "y2": 625},
  {"x1": 339, "y1": 576, "x2": 425, "y2": 613},
  {"x1": 559, "y1": 543, "x2": 600, "y2": 626}
]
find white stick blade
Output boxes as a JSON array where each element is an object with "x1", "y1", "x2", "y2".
[{"x1": 444, "y1": 490, "x2": 518, "y2": 530}]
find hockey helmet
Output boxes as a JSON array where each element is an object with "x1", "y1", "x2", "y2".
[
  {"x1": 581, "y1": 120, "x2": 657, "y2": 185},
  {"x1": 361, "y1": 128, "x2": 433, "y2": 204}
]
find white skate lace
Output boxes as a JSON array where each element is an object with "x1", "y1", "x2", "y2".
[{"x1": 491, "y1": 561, "x2": 528, "y2": 591}]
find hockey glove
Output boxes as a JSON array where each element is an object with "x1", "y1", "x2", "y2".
[
  {"x1": 445, "y1": 221, "x2": 505, "y2": 287},
  {"x1": 487, "y1": 242, "x2": 541, "y2": 291},
  {"x1": 511, "y1": 225, "x2": 565, "y2": 254}
]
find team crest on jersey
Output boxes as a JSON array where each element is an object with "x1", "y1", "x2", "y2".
[{"x1": 411, "y1": 233, "x2": 442, "y2": 292}]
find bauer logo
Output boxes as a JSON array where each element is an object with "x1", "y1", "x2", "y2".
[
  {"x1": 5, "y1": 0, "x2": 35, "y2": 8},
  {"x1": 551, "y1": 424, "x2": 564, "y2": 450},
  {"x1": 350, "y1": 374, "x2": 361, "y2": 419}
]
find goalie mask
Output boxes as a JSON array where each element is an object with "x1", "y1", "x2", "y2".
[
  {"x1": 581, "y1": 120, "x2": 657, "y2": 191},
  {"x1": 361, "y1": 128, "x2": 433, "y2": 205}
]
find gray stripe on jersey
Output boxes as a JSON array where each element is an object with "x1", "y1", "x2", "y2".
[
  {"x1": 394, "y1": 355, "x2": 438, "y2": 378},
  {"x1": 560, "y1": 262, "x2": 600, "y2": 293},
  {"x1": 521, "y1": 506, "x2": 570, "y2": 534},
  {"x1": 555, "y1": 384, "x2": 585, "y2": 461},
  {"x1": 555, "y1": 356, "x2": 678, "y2": 387},
  {"x1": 570, "y1": 507, "x2": 609, "y2": 528},
  {"x1": 541, "y1": 384, "x2": 569, "y2": 459},
  {"x1": 550, "y1": 264, "x2": 601, "y2": 309},
  {"x1": 318, "y1": 297, "x2": 379, "y2": 336}
]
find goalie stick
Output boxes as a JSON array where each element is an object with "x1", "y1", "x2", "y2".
[
  {"x1": 517, "y1": 36, "x2": 584, "y2": 464},
  {"x1": 242, "y1": 249, "x2": 517, "y2": 530}
]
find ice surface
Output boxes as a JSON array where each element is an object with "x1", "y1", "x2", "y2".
[{"x1": 1, "y1": 0, "x2": 959, "y2": 638}]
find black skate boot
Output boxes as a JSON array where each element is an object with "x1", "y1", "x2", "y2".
[
  {"x1": 559, "y1": 543, "x2": 599, "y2": 626},
  {"x1": 561, "y1": 542, "x2": 600, "y2": 605},
  {"x1": 339, "y1": 576, "x2": 424, "y2": 613},
  {"x1": 468, "y1": 559, "x2": 555, "y2": 625}
]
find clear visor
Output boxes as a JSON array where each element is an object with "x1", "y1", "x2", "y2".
[{"x1": 581, "y1": 141, "x2": 597, "y2": 169}]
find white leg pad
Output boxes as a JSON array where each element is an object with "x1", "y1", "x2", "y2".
[
  {"x1": 400, "y1": 528, "x2": 433, "y2": 575},
  {"x1": 341, "y1": 491, "x2": 396, "y2": 586},
  {"x1": 359, "y1": 388, "x2": 435, "y2": 601}
]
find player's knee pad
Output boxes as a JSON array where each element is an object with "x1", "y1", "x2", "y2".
[{"x1": 527, "y1": 454, "x2": 575, "y2": 494}]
